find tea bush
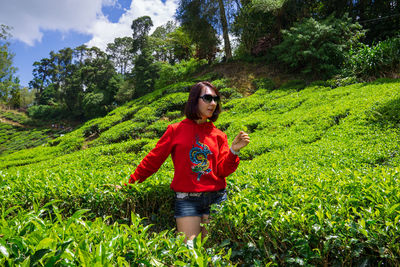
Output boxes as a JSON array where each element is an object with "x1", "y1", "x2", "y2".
[
  {"x1": 1, "y1": 78, "x2": 400, "y2": 265},
  {"x1": 155, "y1": 59, "x2": 208, "y2": 89},
  {"x1": 0, "y1": 206, "x2": 231, "y2": 266},
  {"x1": 0, "y1": 123, "x2": 52, "y2": 155},
  {"x1": 0, "y1": 110, "x2": 64, "y2": 155}
]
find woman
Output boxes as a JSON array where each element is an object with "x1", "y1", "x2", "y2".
[{"x1": 127, "y1": 81, "x2": 250, "y2": 244}]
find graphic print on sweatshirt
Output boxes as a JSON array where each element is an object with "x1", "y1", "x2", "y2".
[{"x1": 189, "y1": 137, "x2": 212, "y2": 181}]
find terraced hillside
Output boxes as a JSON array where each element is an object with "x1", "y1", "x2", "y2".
[
  {"x1": 0, "y1": 109, "x2": 70, "y2": 155},
  {"x1": 1, "y1": 77, "x2": 400, "y2": 265}
]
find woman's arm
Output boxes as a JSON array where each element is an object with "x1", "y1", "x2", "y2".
[
  {"x1": 216, "y1": 131, "x2": 250, "y2": 178},
  {"x1": 129, "y1": 125, "x2": 174, "y2": 183}
]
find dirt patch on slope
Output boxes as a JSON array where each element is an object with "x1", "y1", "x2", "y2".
[
  {"x1": 196, "y1": 61, "x2": 295, "y2": 95},
  {"x1": 0, "y1": 117, "x2": 26, "y2": 128}
]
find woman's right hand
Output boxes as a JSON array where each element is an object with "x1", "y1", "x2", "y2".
[{"x1": 231, "y1": 131, "x2": 250, "y2": 153}]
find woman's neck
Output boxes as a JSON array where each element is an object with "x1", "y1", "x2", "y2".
[{"x1": 195, "y1": 118, "x2": 207, "y2": 124}]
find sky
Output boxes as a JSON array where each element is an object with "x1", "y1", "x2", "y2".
[{"x1": 1, "y1": 0, "x2": 178, "y2": 87}]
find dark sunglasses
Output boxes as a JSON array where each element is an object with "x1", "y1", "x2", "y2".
[{"x1": 199, "y1": 94, "x2": 220, "y2": 103}]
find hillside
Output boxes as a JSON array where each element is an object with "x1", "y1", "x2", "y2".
[
  {"x1": 0, "y1": 109, "x2": 73, "y2": 155},
  {"x1": 1, "y1": 72, "x2": 400, "y2": 265}
]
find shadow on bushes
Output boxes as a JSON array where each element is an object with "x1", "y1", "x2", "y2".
[
  {"x1": 366, "y1": 97, "x2": 400, "y2": 128},
  {"x1": 70, "y1": 183, "x2": 176, "y2": 233},
  {"x1": 124, "y1": 184, "x2": 176, "y2": 232}
]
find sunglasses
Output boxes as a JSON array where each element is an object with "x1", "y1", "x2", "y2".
[{"x1": 199, "y1": 94, "x2": 220, "y2": 104}]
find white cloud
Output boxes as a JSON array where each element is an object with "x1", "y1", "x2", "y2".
[
  {"x1": 0, "y1": 0, "x2": 178, "y2": 49},
  {"x1": 86, "y1": 0, "x2": 178, "y2": 50},
  {"x1": 0, "y1": 0, "x2": 106, "y2": 45}
]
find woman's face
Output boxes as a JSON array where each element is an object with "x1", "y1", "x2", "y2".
[{"x1": 197, "y1": 86, "x2": 218, "y2": 122}]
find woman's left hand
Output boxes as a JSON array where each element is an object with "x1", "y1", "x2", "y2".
[{"x1": 231, "y1": 131, "x2": 250, "y2": 153}]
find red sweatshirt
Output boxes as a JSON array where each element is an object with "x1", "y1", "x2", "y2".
[{"x1": 128, "y1": 118, "x2": 240, "y2": 192}]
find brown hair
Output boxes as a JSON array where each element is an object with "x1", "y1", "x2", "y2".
[{"x1": 184, "y1": 81, "x2": 222, "y2": 122}]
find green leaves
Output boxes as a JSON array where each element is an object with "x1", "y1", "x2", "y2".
[
  {"x1": 346, "y1": 36, "x2": 400, "y2": 79},
  {"x1": 0, "y1": 241, "x2": 9, "y2": 258},
  {"x1": 2, "y1": 79, "x2": 400, "y2": 265},
  {"x1": 274, "y1": 14, "x2": 365, "y2": 79}
]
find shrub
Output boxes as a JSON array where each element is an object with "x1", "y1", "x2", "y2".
[
  {"x1": 82, "y1": 92, "x2": 106, "y2": 119},
  {"x1": 27, "y1": 104, "x2": 67, "y2": 120},
  {"x1": 162, "y1": 81, "x2": 193, "y2": 94},
  {"x1": 274, "y1": 14, "x2": 365, "y2": 79},
  {"x1": 253, "y1": 78, "x2": 275, "y2": 91},
  {"x1": 345, "y1": 35, "x2": 400, "y2": 79},
  {"x1": 133, "y1": 107, "x2": 158, "y2": 123},
  {"x1": 211, "y1": 78, "x2": 229, "y2": 89},
  {"x1": 310, "y1": 76, "x2": 359, "y2": 88},
  {"x1": 155, "y1": 58, "x2": 207, "y2": 89},
  {"x1": 219, "y1": 88, "x2": 242, "y2": 102},
  {"x1": 279, "y1": 80, "x2": 307, "y2": 91},
  {"x1": 152, "y1": 92, "x2": 188, "y2": 116}
]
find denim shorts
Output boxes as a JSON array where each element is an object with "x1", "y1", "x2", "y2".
[{"x1": 174, "y1": 189, "x2": 227, "y2": 218}]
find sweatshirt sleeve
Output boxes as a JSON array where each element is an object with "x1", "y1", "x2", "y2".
[
  {"x1": 128, "y1": 125, "x2": 174, "y2": 183},
  {"x1": 216, "y1": 133, "x2": 240, "y2": 178}
]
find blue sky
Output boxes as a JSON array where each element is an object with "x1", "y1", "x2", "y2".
[{"x1": 1, "y1": 0, "x2": 178, "y2": 87}]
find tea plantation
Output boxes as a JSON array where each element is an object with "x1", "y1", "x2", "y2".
[{"x1": 1, "y1": 78, "x2": 400, "y2": 266}]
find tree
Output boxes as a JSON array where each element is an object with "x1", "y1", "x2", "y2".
[
  {"x1": 29, "y1": 58, "x2": 52, "y2": 96},
  {"x1": 50, "y1": 48, "x2": 74, "y2": 93},
  {"x1": 310, "y1": 0, "x2": 400, "y2": 43},
  {"x1": 232, "y1": 0, "x2": 316, "y2": 57},
  {"x1": 19, "y1": 86, "x2": 35, "y2": 108},
  {"x1": 28, "y1": 45, "x2": 119, "y2": 120},
  {"x1": 217, "y1": 0, "x2": 232, "y2": 59},
  {"x1": 9, "y1": 77, "x2": 21, "y2": 109},
  {"x1": 274, "y1": 14, "x2": 365, "y2": 78},
  {"x1": 131, "y1": 16, "x2": 159, "y2": 98},
  {"x1": 132, "y1": 49, "x2": 159, "y2": 97},
  {"x1": 167, "y1": 27, "x2": 195, "y2": 62},
  {"x1": 106, "y1": 37, "x2": 134, "y2": 75},
  {"x1": 114, "y1": 78, "x2": 135, "y2": 104},
  {"x1": 149, "y1": 21, "x2": 178, "y2": 64},
  {"x1": 0, "y1": 24, "x2": 19, "y2": 104},
  {"x1": 131, "y1": 16, "x2": 153, "y2": 54},
  {"x1": 73, "y1": 46, "x2": 119, "y2": 117},
  {"x1": 176, "y1": 0, "x2": 220, "y2": 62}
]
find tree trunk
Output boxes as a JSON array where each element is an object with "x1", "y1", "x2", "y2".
[{"x1": 217, "y1": 0, "x2": 232, "y2": 60}]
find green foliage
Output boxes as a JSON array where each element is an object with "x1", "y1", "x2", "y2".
[
  {"x1": 274, "y1": 14, "x2": 365, "y2": 79},
  {"x1": 175, "y1": 0, "x2": 221, "y2": 62},
  {"x1": 50, "y1": 132, "x2": 84, "y2": 153},
  {"x1": 0, "y1": 123, "x2": 52, "y2": 155},
  {"x1": 345, "y1": 35, "x2": 400, "y2": 80},
  {"x1": 231, "y1": 1, "x2": 277, "y2": 57},
  {"x1": 210, "y1": 78, "x2": 228, "y2": 89},
  {"x1": 166, "y1": 26, "x2": 195, "y2": 62},
  {"x1": 219, "y1": 88, "x2": 242, "y2": 103},
  {"x1": 0, "y1": 24, "x2": 19, "y2": 106},
  {"x1": 106, "y1": 36, "x2": 134, "y2": 75},
  {"x1": 131, "y1": 16, "x2": 153, "y2": 55},
  {"x1": 29, "y1": 46, "x2": 119, "y2": 121},
  {"x1": 2, "y1": 79, "x2": 400, "y2": 265},
  {"x1": 114, "y1": 79, "x2": 135, "y2": 104},
  {"x1": 155, "y1": 58, "x2": 207, "y2": 89},
  {"x1": 279, "y1": 79, "x2": 306, "y2": 91},
  {"x1": 149, "y1": 21, "x2": 181, "y2": 65},
  {"x1": 27, "y1": 104, "x2": 67, "y2": 120},
  {"x1": 253, "y1": 77, "x2": 276, "y2": 91},
  {"x1": 82, "y1": 92, "x2": 106, "y2": 119},
  {"x1": 310, "y1": 76, "x2": 359, "y2": 89},
  {"x1": 0, "y1": 109, "x2": 68, "y2": 157},
  {"x1": 0, "y1": 207, "x2": 231, "y2": 266},
  {"x1": 132, "y1": 49, "x2": 160, "y2": 98},
  {"x1": 0, "y1": 109, "x2": 30, "y2": 124}
]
